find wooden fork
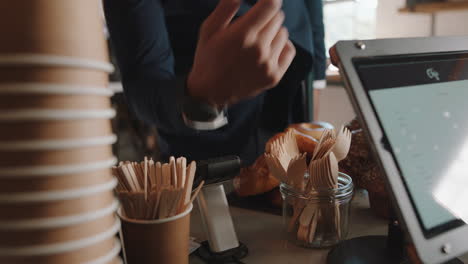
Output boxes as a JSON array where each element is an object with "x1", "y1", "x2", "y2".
[{"x1": 331, "y1": 126, "x2": 352, "y2": 162}]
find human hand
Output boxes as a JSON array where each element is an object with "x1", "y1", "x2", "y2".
[{"x1": 187, "y1": 0, "x2": 296, "y2": 107}]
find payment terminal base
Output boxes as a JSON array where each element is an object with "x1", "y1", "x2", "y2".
[
  {"x1": 328, "y1": 201, "x2": 464, "y2": 264},
  {"x1": 196, "y1": 241, "x2": 248, "y2": 264},
  {"x1": 327, "y1": 236, "x2": 463, "y2": 264}
]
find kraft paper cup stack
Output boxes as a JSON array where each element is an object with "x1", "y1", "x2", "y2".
[
  {"x1": 0, "y1": 1, "x2": 121, "y2": 263},
  {"x1": 0, "y1": 0, "x2": 110, "y2": 86}
]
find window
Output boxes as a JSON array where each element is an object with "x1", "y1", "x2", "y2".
[{"x1": 324, "y1": 0, "x2": 379, "y2": 53}]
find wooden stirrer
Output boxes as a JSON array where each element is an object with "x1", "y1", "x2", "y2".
[
  {"x1": 122, "y1": 164, "x2": 139, "y2": 191},
  {"x1": 148, "y1": 159, "x2": 154, "y2": 188},
  {"x1": 170, "y1": 157, "x2": 177, "y2": 187},
  {"x1": 162, "y1": 163, "x2": 171, "y2": 187},
  {"x1": 183, "y1": 161, "x2": 197, "y2": 206},
  {"x1": 187, "y1": 180, "x2": 205, "y2": 209},
  {"x1": 156, "y1": 162, "x2": 162, "y2": 189},
  {"x1": 151, "y1": 191, "x2": 162, "y2": 220},
  {"x1": 180, "y1": 157, "x2": 187, "y2": 188},
  {"x1": 144, "y1": 157, "x2": 148, "y2": 200},
  {"x1": 176, "y1": 158, "x2": 182, "y2": 188},
  {"x1": 158, "y1": 188, "x2": 170, "y2": 219}
]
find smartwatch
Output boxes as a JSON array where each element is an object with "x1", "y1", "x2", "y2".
[{"x1": 181, "y1": 85, "x2": 228, "y2": 131}]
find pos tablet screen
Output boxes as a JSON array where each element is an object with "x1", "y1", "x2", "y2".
[{"x1": 333, "y1": 37, "x2": 468, "y2": 264}]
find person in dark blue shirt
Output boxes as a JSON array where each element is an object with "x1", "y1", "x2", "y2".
[{"x1": 104, "y1": 0, "x2": 326, "y2": 166}]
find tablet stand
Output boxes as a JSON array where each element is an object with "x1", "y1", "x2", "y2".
[
  {"x1": 326, "y1": 207, "x2": 463, "y2": 264},
  {"x1": 193, "y1": 156, "x2": 249, "y2": 263}
]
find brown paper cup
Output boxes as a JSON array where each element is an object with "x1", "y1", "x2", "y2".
[
  {"x1": 0, "y1": 82, "x2": 113, "y2": 96},
  {"x1": 0, "y1": 0, "x2": 108, "y2": 60},
  {"x1": 110, "y1": 258, "x2": 124, "y2": 264},
  {"x1": 0, "y1": 169, "x2": 113, "y2": 192},
  {"x1": 0, "y1": 67, "x2": 109, "y2": 87},
  {"x1": 0, "y1": 144, "x2": 113, "y2": 167},
  {"x1": 0, "y1": 189, "x2": 116, "y2": 220},
  {"x1": 0, "y1": 213, "x2": 116, "y2": 247},
  {"x1": 0, "y1": 67, "x2": 110, "y2": 86},
  {"x1": 0, "y1": 119, "x2": 113, "y2": 141},
  {"x1": 0, "y1": 199, "x2": 118, "y2": 230},
  {"x1": 0, "y1": 94, "x2": 111, "y2": 110},
  {"x1": 0, "y1": 232, "x2": 120, "y2": 264},
  {"x1": 119, "y1": 204, "x2": 193, "y2": 264},
  {"x1": 108, "y1": 257, "x2": 124, "y2": 264}
]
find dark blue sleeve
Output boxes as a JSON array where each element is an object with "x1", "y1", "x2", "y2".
[
  {"x1": 103, "y1": 0, "x2": 188, "y2": 134},
  {"x1": 305, "y1": 0, "x2": 327, "y2": 81}
]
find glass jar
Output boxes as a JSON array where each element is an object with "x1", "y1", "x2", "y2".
[{"x1": 280, "y1": 172, "x2": 354, "y2": 248}]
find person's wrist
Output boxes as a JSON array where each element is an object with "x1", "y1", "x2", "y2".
[
  {"x1": 182, "y1": 74, "x2": 228, "y2": 130},
  {"x1": 187, "y1": 73, "x2": 211, "y2": 103},
  {"x1": 187, "y1": 72, "x2": 226, "y2": 109}
]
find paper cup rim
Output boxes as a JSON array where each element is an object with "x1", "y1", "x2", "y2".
[
  {"x1": 0, "y1": 199, "x2": 119, "y2": 230},
  {"x1": 117, "y1": 203, "x2": 193, "y2": 225},
  {"x1": 0, "y1": 178, "x2": 117, "y2": 203},
  {"x1": 0, "y1": 109, "x2": 115, "y2": 121},
  {"x1": 0, "y1": 157, "x2": 117, "y2": 178},
  {"x1": 83, "y1": 239, "x2": 121, "y2": 264},
  {"x1": 0, "y1": 83, "x2": 113, "y2": 96},
  {"x1": 0, "y1": 218, "x2": 120, "y2": 256},
  {"x1": 0, "y1": 54, "x2": 114, "y2": 73},
  {"x1": 0, "y1": 135, "x2": 117, "y2": 151}
]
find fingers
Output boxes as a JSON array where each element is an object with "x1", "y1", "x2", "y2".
[
  {"x1": 235, "y1": 0, "x2": 283, "y2": 33},
  {"x1": 257, "y1": 11, "x2": 285, "y2": 47},
  {"x1": 329, "y1": 45, "x2": 340, "y2": 67},
  {"x1": 277, "y1": 40, "x2": 296, "y2": 75},
  {"x1": 270, "y1": 27, "x2": 289, "y2": 63},
  {"x1": 201, "y1": 0, "x2": 241, "y2": 39}
]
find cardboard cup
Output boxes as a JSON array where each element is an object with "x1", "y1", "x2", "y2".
[
  {"x1": 0, "y1": 135, "x2": 117, "y2": 151},
  {"x1": 0, "y1": 83, "x2": 113, "y2": 96},
  {"x1": 0, "y1": 234, "x2": 119, "y2": 264},
  {"x1": 0, "y1": 67, "x2": 109, "y2": 86},
  {"x1": 0, "y1": 199, "x2": 118, "y2": 230},
  {"x1": 119, "y1": 204, "x2": 193, "y2": 264},
  {"x1": 0, "y1": 178, "x2": 117, "y2": 203},
  {"x1": 108, "y1": 257, "x2": 124, "y2": 264},
  {"x1": 0, "y1": 214, "x2": 116, "y2": 247},
  {"x1": 289, "y1": 121, "x2": 335, "y2": 140},
  {"x1": 81, "y1": 240, "x2": 122, "y2": 264},
  {"x1": 0, "y1": 119, "x2": 112, "y2": 141},
  {"x1": 0, "y1": 108, "x2": 115, "y2": 122},
  {"x1": 0, "y1": 145, "x2": 113, "y2": 167},
  {"x1": 0, "y1": 0, "x2": 108, "y2": 60},
  {"x1": 0, "y1": 189, "x2": 115, "y2": 220},
  {"x1": 0, "y1": 169, "x2": 113, "y2": 192},
  {"x1": 0, "y1": 94, "x2": 111, "y2": 110}
]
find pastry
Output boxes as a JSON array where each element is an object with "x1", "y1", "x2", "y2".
[
  {"x1": 234, "y1": 124, "x2": 318, "y2": 198},
  {"x1": 339, "y1": 118, "x2": 390, "y2": 219}
]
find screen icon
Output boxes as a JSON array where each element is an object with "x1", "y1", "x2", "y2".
[{"x1": 426, "y1": 68, "x2": 440, "y2": 81}]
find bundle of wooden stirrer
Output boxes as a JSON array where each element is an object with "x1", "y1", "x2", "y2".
[
  {"x1": 265, "y1": 127, "x2": 352, "y2": 243},
  {"x1": 112, "y1": 157, "x2": 204, "y2": 220}
]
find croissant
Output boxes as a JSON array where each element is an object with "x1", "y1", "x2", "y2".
[{"x1": 234, "y1": 125, "x2": 318, "y2": 197}]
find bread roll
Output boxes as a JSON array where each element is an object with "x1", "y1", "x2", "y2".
[{"x1": 233, "y1": 154, "x2": 279, "y2": 197}]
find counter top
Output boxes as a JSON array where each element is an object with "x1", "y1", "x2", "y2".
[{"x1": 189, "y1": 189, "x2": 468, "y2": 264}]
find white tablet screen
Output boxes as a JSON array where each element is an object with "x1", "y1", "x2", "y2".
[{"x1": 355, "y1": 53, "x2": 468, "y2": 237}]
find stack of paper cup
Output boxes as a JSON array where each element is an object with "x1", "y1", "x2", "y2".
[{"x1": 0, "y1": 1, "x2": 121, "y2": 263}]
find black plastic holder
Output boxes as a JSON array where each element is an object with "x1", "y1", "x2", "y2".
[
  {"x1": 327, "y1": 211, "x2": 463, "y2": 264},
  {"x1": 195, "y1": 241, "x2": 248, "y2": 264}
]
